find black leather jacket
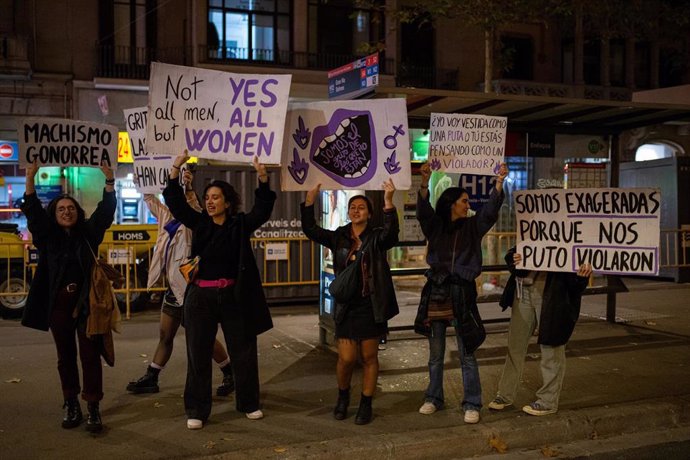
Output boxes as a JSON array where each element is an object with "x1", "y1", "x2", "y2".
[{"x1": 301, "y1": 203, "x2": 399, "y2": 324}]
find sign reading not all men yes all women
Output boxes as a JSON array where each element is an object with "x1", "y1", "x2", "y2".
[
  {"x1": 17, "y1": 117, "x2": 118, "y2": 169},
  {"x1": 428, "y1": 113, "x2": 506, "y2": 176},
  {"x1": 123, "y1": 106, "x2": 178, "y2": 193},
  {"x1": 281, "y1": 99, "x2": 411, "y2": 191},
  {"x1": 146, "y1": 62, "x2": 291, "y2": 164},
  {"x1": 515, "y1": 188, "x2": 661, "y2": 275}
]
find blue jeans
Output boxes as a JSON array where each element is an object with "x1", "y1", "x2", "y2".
[{"x1": 425, "y1": 320, "x2": 482, "y2": 411}]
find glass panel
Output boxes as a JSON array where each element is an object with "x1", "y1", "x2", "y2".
[
  {"x1": 277, "y1": 0, "x2": 290, "y2": 13},
  {"x1": 208, "y1": 11, "x2": 223, "y2": 58},
  {"x1": 252, "y1": 14, "x2": 274, "y2": 61},
  {"x1": 225, "y1": 12, "x2": 249, "y2": 59},
  {"x1": 276, "y1": 15, "x2": 289, "y2": 63},
  {"x1": 114, "y1": 3, "x2": 131, "y2": 64},
  {"x1": 209, "y1": 0, "x2": 223, "y2": 6},
  {"x1": 226, "y1": 0, "x2": 274, "y2": 11},
  {"x1": 352, "y1": 10, "x2": 369, "y2": 54},
  {"x1": 135, "y1": 4, "x2": 147, "y2": 64}
]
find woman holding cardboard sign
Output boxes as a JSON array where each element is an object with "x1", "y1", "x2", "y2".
[
  {"x1": 301, "y1": 180, "x2": 399, "y2": 425},
  {"x1": 21, "y1": 160, "x2": 116, "y2": 433},
  {"x1": 415, "y1": 162, "x2": 507, "y2": 424},
  {"x1": 164, "y1": 151, "x2": 275, "y2": 430}
]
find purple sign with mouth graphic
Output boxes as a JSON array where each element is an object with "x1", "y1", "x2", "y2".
[{"x1": 281, "y1": 99, "x2": 411, "y2": 191}]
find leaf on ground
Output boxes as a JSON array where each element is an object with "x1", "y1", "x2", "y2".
[
  {"x1": 4, "y1": 378, "x2": 21, "y2": 383},
  {"x1": 153, "y1": 402, "x2": 164, "y2": 408},
  {"x1": 272, "y1": 344, "x2": 282, "y2": 349},
  {"x1": 489, "y1": 434, "x2": 508, "y2": 453},
  {"x1": 204, "y1": 441, "x2": 216, "y2": 449},
  {"x1": 273, "y1": 447, "x2": 288, "y2": 453},
  {"x1": 644, "y1": 320, "x2": 656, "y2": 326},
  {"x1": 540, "y1": 446, "x2": 560, "y2": 457},
  {"x1": 589, "y1": 430, "x2": 598, "y2": 440},
  {"x1": 139, "y1": 354, "x2": 148, "y2": 357}
]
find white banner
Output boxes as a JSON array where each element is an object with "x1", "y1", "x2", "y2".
[
  {"x1": 515, "y1": 188, "x2": 661, "y2": 275},
  {"x1": 280, "y1": 99, "x2": 411, "y2": 191},
  {"x1": 146, "y1": 62, "x2": 291, "y2": 164},
  {"x1": 18, "y1": 117, "x2": 118, "y2": 169},
  {"x1": 123, "y1": 106, "x2": 176, "y2": 193},
  {"x1": 428, "y1": 113, "x2": 506, "y2": 175}
]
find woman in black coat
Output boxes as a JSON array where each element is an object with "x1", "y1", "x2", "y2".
[
  {"x1": 164, "y1": 152, "x2": 275, "y2": 430},
  {"x1": 21, "y1": 161, "x2": 116, "y2": 433},
  {"x1": 301, "y1": 179, "x2": 399, "y2": 425}
]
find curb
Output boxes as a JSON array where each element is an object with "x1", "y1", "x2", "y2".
[{"x1": 204, "y1": 396, "x2": 690, "y2": 459}]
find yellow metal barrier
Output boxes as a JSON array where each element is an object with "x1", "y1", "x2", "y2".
[{"x1": 1, "y1": 229, "x2": 686, "y2": 319}]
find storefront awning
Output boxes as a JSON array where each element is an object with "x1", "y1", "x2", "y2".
[{"x1": 375, "y1": 87, "x2": 690, "y2": 135}]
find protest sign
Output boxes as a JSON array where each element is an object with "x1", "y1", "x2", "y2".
[
  {"x1": 515, "y1": 188, "x2": 660, "y2": 275},
  {"x1": 146, "y1": 62, "x2": 291, "y2": 164},
  {"x1": 18, "y1": 117, "x2": 118, "y2": 169},
  {"x1": 123, "y1": 106, "x2": 175, "y2": 193},
  {"x1": 428, "y1": 113, "x2": 506, "y2": 175},
  {"x1": 281, "y1": 99, "x2": 411, "y2": 191}
]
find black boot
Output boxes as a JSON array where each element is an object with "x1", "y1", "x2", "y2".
[
  {"x1": 333, "y1": 387, "x2": 350, "y2": 420},
  {"x1": 216, "y1": 364, "x2": 235, "y2": 396},
  {"x1": 126, "y1": 365, "x2": 160, "y2": 394},
  {"x1": 86, "y1": 402, "x2": 103, "y2": 433},
  {"x1": 354, "y1": 394, "x2": 373, "y2": 425},
  {"x1": 62, "y1": 397, "x2": 83, "y2": 429}
]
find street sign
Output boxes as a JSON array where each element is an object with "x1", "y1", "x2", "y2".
[
  {"x1": 0, "y1": 141, "x2": 19, "y2": 162},
  {"x1": 328, "y1": 53, "x2": 379, "y2": 100}
]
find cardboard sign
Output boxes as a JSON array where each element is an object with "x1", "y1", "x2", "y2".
[
  {"x1": 18, "y1": 118, "x2": 118, "y2": 169},
  {"x1": 146, "y1": 62, "x2": 291, "y2": 164},
  {"x1": 281, "y1": 99, "x2": 411, "y2": 191},
  {"x1": 428, "y1": 113, "x2": 506, "y2": 175},
  {"x1": 515, "y1": 188, "x2": 661, "y2": 275},
  {"x1": 123, "y1": 106, "x2": 176, "y2": 193}
]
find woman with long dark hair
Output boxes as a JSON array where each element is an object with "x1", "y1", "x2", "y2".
[
  {"x1": 301, "y1": 179, "x2": 399, "y2": 425},
  {"x1": 21, "y1": 161, "x2": 116, "y2": 433},
  {"x1": 164, "y1": 151, "x2": 275, "y2": 430},
  {"x1": 415, "y1": 162, "x2": 508, "y2": 424}
]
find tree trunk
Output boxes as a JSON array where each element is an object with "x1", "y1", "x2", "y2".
[{"x1": 484, "y1": 27, "x2": 494, "y2": 93}]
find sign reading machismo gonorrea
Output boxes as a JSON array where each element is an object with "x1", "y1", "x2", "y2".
[
  {"x1": 17, "y1": 118, "x2": 118, "y2": 170},
  {"x1": 146, "y1": 62, "x2": 291, "y2": 164},
  {"x1": 515, "y1": 188, "x2": 661, "y2": 275}
]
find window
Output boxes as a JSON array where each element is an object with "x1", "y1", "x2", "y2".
[
  {"x1": 208, "y1": 0, "x2": 291, "y2": 62},
  {"x1": 500, "y1": 35, "x2": 534, "y2": 80},
  {"x1": 308, "y1": 0, "x2": 384, "y2": 68},
  {"x1": 113, "y1": 0, "x2": 152, "y2": 65},
  {"x1": 635, "y1": 142, "x2": 682, "y2": 161}
]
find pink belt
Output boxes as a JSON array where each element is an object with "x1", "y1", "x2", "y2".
[{"x1": 194, "y1": 278, "x2": 236, "y2": 288}]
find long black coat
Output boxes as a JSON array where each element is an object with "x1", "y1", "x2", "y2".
[
  {"x1": 163, "y1": 179, "x2": 276, "y2": 336},
  {"x1": 499, "y1": 247, "x2": 589, "y2": 346},
  {"x1": 300, "y1": 203, "x2": 400, "y2": 324},
  {"x1": 21, "y1": 189, "x2": 117, "y2": 331}
]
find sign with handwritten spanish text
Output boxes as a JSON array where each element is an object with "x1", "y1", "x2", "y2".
[
  {"x1": 515, "y1": 188, "x2": 660, "y2": 275},
  {"x1": 18, "y1": 117, "x2": 118, "y2": 169},
  {"x1": 428, "y1": 113, "x2": 506, "y2": 175},
  {"x1": 146, "y1": 62, "x2": 291, "y2": 164},
  {"x1": 123, "y1": 106, "x2": 176, "y2": 193},
  {"x1": 280, "y1": 99, "x2": 411, "y2": 191}
]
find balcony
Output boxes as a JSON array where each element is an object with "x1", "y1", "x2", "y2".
[{"x1": 95, "y1": 44, "x2": 462, "y2": 91}]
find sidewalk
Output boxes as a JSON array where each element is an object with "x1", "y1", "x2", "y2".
[{"x1": 1, "y1": 279, "x2": 689, "y2": 459}]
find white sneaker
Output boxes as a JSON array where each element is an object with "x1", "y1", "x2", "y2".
[
  {"x1": 419, "y1": 402, "x2": 437, "y2": 415},
  {"x1": 186, "y1": 418, "x2": 203, "y2": 430},
  {"x1": 464, "y1": 409, "x2": 480, "y2": 424},
  {"x1": 245, "y1": 409, "x2": 264, "y2": 420}
]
